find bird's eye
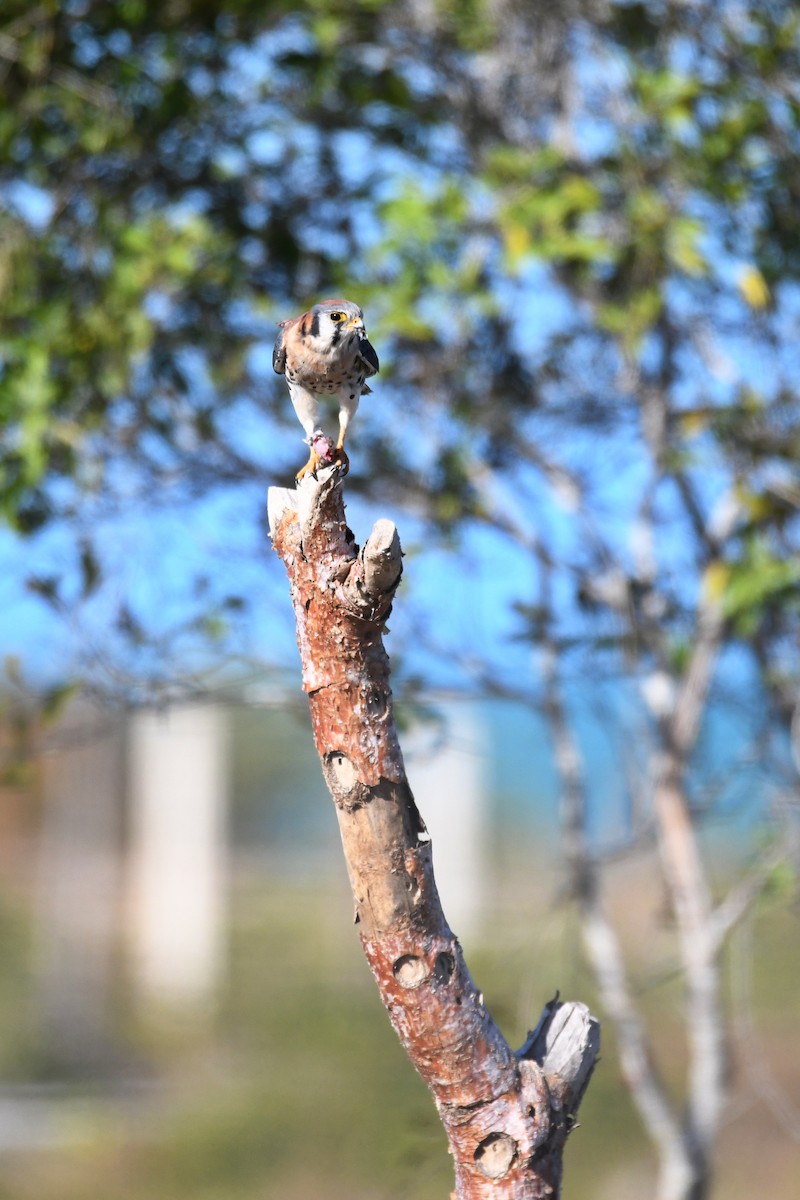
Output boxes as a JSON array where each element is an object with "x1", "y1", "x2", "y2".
[{"x1": 329, "y1": 312, "x2": 345, "y2": 322}]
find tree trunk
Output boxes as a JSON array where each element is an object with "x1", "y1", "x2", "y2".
[{"x1": 269, "y1": 468, "x2": 599, "y2": 1199}]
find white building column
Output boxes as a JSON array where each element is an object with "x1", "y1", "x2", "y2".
[
  {"x1": 403, "y1": 701, "x2": 488, "y2": 943},
  {"x1": 127, "y1": 704, "x2": 228, "y2": 1010}
]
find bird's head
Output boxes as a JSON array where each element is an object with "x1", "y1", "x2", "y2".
[{"x1": 308, "y1": 298, "x2": 367, "y2": 346}]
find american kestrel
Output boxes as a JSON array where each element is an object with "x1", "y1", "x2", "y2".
[{"x1": 273, "y1": 298, "x2": 379, "y2": 480}]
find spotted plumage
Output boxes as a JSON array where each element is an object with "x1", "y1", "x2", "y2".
[{"x1": 273, "y1": 298, "x2": 379, "y2": 479}]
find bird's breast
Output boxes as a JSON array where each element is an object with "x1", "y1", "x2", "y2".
[{"x1": 285, "y1": 341, "x2": 365, "y2": 394}]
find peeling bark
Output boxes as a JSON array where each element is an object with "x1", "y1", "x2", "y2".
[{"x1": 269, "y1": 468, "x2": 599, "y2": 1199}]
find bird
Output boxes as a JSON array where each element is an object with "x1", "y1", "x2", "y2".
[{"x1": 273, "y1": 298, "x2": 379, "y2": 480}]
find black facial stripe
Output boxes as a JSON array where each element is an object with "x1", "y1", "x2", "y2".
[
  {"x1": 300, "y1": 318, "x2": 308, "y2": 338},
  {"x1": 310, "y1": 309, "x2": 320, "y2": 339}
]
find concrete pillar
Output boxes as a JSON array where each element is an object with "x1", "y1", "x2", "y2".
[
  {"x1": 404, "y1": 701, "x2": 488, "y2": 942},
  {"x1": 127, "y1": 704, "x2": 228, "y2": 1010}
]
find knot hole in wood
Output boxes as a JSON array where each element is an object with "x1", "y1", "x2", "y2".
[{"x1": 473, "y1": 1131, "x2": 518, "y2": 1180}]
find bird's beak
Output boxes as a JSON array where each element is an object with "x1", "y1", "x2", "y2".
[{"x1": 342, "y1": 316, "x2": 365, "y2": 332}]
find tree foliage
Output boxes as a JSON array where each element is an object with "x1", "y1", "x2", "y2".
[
  {"x1": 2, "y1": 0, "x2": 798, "y2": 867},
  {"x1": 1, "y1": 2, "x2": 797, "y2": 653}
]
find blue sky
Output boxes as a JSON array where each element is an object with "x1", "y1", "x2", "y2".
[{"x1": 0, "y1": 467, "x2": 783, "y2": 853}]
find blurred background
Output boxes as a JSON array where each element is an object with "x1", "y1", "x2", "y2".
[{"x1": 0, "y1": 2, "x2": 799, "y2": 1198}]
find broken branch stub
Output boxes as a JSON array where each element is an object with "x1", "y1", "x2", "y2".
[{"x1": 269, "y1": 466, "x2": 599, "y2": 1198}]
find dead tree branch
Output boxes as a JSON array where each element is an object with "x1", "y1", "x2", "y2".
[{"x1": 268, "y1": 468, "x2": 599, "y2": 1200}]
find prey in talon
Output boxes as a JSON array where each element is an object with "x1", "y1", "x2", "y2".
[{"x1": 273, "y1": 298, "x2": 379, "y2": 481}]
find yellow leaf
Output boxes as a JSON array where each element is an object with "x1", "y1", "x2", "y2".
[
  {"x1": 737, "y1": 265, "x2": 770, "y2": 309},
  {"x1": 703, "y1": 561, "x2": 730, "y2": 601},
  {"x1": 680, "y1": 410, "x2": 709, "y2": 437},
  {"x1": 503, "y1": 222, "x2": 530, "y2": 263}
]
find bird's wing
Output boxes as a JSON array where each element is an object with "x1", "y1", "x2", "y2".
[
  {"x1": 272, "y1": 323, "x2": 287, "y2": 375},
  {"x1": 356, "y1": 336, "x2": 379, "y2": 377}
]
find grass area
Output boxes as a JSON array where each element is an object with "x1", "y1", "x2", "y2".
[{"x1": 0, "y1": 864, "x2": 797, "y2": 1199}]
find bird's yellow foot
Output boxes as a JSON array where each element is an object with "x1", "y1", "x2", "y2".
[
  {"x1": 333, "y1": 445, "x2": 350, "y2": 475},
  {"x1": 296, "y1": 448, "x2": 322, "y2": 482}
]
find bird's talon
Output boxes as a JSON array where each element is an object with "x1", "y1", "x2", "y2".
[
  {"x1": 296, "y1": 450, "x2": 322, "y2": 482},
  {"x1": 333, "y1": 447, "x2": 350, "y2": 475}
]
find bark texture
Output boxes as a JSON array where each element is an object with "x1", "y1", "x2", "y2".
[{"x1": 269, "y1": 468, "x2": 599, "y2": 1199}]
